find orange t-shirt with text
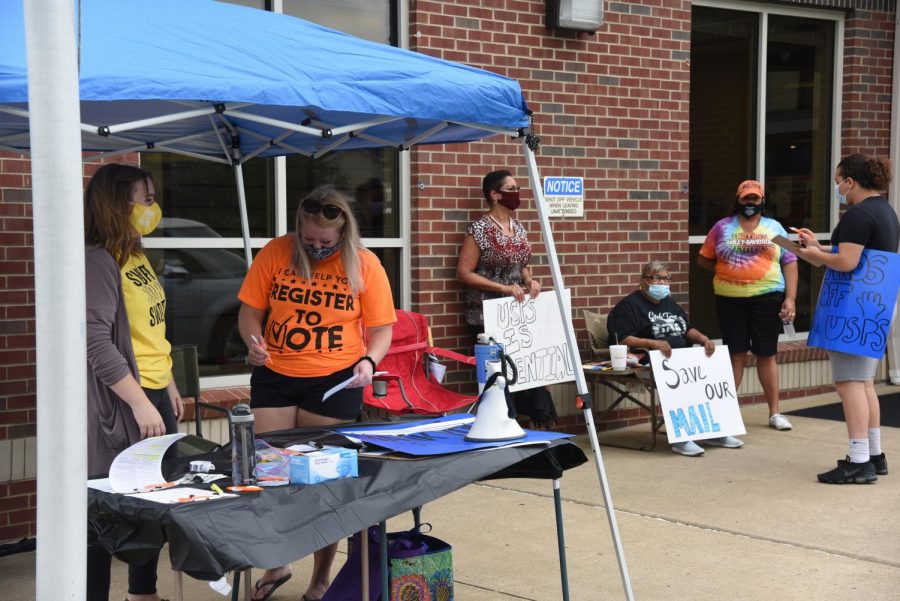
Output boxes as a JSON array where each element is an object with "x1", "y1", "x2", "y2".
[{"x1": 238, "y1": 235, "x2": 396, "y2": 378}]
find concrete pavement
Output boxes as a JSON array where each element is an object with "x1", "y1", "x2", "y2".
[{"x1": 2, "y1": 385, "x2": 899, "y2": 600}]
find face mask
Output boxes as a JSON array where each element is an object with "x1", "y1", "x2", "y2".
[
  {"x1": 129, "y1": 202, "x2": 162, "y2": 236},
  {"x1": 303, "y1": 241, "x2": 341, "y2": 261},
  {"x1": 497, "y1": 190, "x2": 521, "y2": 211},
  {"x1": 739, "y1": 202, "x2": 764, "y2": 218},
  {"x1": 835, "y1": 182, "x2": 848, "y2": 205},
  {"x1": 646, "y1": 284, "x2": 670, "y2": 301}
]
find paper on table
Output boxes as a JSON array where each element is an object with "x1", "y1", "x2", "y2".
[
  {"x1": 126, "y1": 486, "x2": 238, "y2": 504},
  {"x1": 108, "y1": 432, "x2": 186, "y2": 493},
  {"x1": 322, "y1": 371, "x2": 388, "y2": 401}
]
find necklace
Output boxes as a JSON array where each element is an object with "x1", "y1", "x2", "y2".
[{"x1": 487, "y1": 213, "x2": 511, "y2": 232}]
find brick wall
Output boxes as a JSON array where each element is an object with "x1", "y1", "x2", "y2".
[
  {"x1": 409, "y1": 1, "x2": 694, "y2": 363},
  {"x1": 841, "y1": 8, "x2": 895, "y2": 155}
]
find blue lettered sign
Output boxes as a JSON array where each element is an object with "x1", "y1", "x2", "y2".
[
  {"x1": 543, "y1": 176, "x2": 584, "y2": 217},
  {"x1": 648, "y1": 347, "x2": 746, "y2": 443},
  {"x1": 807, "y1": 248, "x2": 900, "y2": 359}
]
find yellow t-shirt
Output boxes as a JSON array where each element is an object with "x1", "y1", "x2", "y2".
[
  {"x1": 120, "y1": 253, "x2": 172, "y2": 389},
  {"x1": 238, "y1": 235, "x2": 397, "y2": 378}
]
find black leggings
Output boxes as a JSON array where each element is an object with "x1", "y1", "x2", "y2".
[{"x1": 87, "y1": 386, "x2": 176, "y2": 600}]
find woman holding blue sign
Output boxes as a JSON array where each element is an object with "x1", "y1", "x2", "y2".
[{"x1": 794, "y1": 153, "x2": 899, "y2": 484}]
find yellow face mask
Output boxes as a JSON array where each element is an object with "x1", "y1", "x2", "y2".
[{"x1": 130, "y1": 202, "x2": 162, "y2": 236}]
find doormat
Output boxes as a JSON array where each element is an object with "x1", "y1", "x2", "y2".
[{"x1": 785, "y1": 392, "x2": 900, "y2": 428}]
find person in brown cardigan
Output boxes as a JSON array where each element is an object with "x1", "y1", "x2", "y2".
[{"x1": 85, "y1": 163, "x2": 183, "y2": 601}]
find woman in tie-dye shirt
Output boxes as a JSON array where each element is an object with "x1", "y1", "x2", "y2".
[{"x1": 698, "y1": 180, "x2": 798, "y2": 432}]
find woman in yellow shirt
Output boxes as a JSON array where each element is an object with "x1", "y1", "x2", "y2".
[{"x1": 84, "y1": 163, "x2": 184, "y2": 601}]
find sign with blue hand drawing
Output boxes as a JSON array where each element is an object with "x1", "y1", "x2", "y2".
[{"x1": 807, "y1": 248, "x2": 900, "y2": 359}]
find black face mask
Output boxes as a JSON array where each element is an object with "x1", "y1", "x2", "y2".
[{"x1": 736, "y1": 201, "x2": 764, "y2": 218}]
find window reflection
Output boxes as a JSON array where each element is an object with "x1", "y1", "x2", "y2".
[
  {"x1": 145, "y1": 239, "x2": 251, "y2": 377},
  {"x1": 282, "y1": 0, "x2": 390, "y2": 44}
]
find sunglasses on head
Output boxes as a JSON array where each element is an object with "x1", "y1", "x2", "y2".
[{"x1": 301, "y1": 198, "x2": 342, "y2": 220}]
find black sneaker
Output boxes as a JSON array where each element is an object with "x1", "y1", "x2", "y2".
[
  {"x1": 817, "y1": 457, "x2": 877, "y2": 484},
  {"x1": 870, "y1": 453, "x2": 888, "y2": 476}
]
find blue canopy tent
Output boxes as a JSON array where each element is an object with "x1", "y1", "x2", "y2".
[{"x1": 1, "y1": 1, "x2": 631, "y2": 599}]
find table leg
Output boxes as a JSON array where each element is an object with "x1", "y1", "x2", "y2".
[
  {"x1": 593, "y1": 378, "x2": 663, "y2": 451},
  {"x1": 380, "y1": 521, "x2": 389, "y2": 601},
  {"x1": 361, "y1": 528, "x2": 369, "y2": 601},
  {"x1": 172, "y1": 570, "x2": 183, "y2": 601}
]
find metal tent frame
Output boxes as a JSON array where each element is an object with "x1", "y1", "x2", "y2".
[{"x1": 6, "y1": 1, "x2": 635, "y2": 599}]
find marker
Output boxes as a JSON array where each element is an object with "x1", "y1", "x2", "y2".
[
  {"x1": 210, "y1": 483, "x2": 224, "y2": 495},
  {"x1": 227, "y1": 485, "x2": 264, "y2": 492}
]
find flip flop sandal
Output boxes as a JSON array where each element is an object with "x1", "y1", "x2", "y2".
[{"x1": 252, "y1": 572, "x2": 292, "y2": 601}]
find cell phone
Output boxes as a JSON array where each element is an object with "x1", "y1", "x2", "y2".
[{"x1": 782, "y1": 321, "x2": 796, "y2": 337}]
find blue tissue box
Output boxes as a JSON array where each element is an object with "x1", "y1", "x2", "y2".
[{"x1": 289, "y1": 447, "x2": 358, "y2": 484}]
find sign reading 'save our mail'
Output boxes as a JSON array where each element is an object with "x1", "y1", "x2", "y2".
[
  {"x1": 543, "y1": 177, "x2": 584, "y2": 217},
  {"x1": 648, "y1": 346, "x2": 746, "y2": 443}
]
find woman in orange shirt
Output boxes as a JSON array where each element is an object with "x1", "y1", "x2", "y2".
[{"x1": 238, "y1": 185, "x2": 396, "y2": 601}]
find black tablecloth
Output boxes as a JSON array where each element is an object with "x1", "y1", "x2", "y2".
[{"x1": 88, "y1": 438, "x2": 587, "y2": 580}]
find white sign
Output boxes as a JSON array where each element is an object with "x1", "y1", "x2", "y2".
[
  {"x1": 648, "y1": 346, "x2": 746, "y2": 443},
  {"x1": 543, "y1": 176, "x2": 584, "y2": 217},
  {"x1": 482, "y1": 290, "x2": 575, "y2": 392}
]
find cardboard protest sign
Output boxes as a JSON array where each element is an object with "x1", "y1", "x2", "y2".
[
  {"x1": 649, "y1": 346, "x2": 746, "y2": 443},
  {"x1": 807, "y1": 248, "x2": 900, "y2": 359},
  {"x1": 482, "y1": 290, "x2": 575, "y2": 392}
]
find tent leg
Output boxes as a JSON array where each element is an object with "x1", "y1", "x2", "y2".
[
  {"x1": 25, "y1": 2, "x2": 88, "y2": 600},
  {"x1": 522, "y1": 140, "x2": 635, "y2": 601},
  {"x1": 553, "y1": 479, "x2": 570, "y2": 601},
  {"x1": 233, "y1": 160, "x2": 254, "y2": 267}
]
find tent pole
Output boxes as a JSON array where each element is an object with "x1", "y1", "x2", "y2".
[
  {"x1": 24, "y1": 1, "x2": 87, "y2": 599},
  {"x1": 233, "y1": 160, "x2": 253, "y2": 267},
  {"x1": 522, "y1": 140, "x2": 635, "y2": 601}
]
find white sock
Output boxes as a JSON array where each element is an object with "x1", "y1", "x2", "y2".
[
  {"x1": 868, "y1": 428, "x2": 882, "y2": 456},
  {"x1": 848, "y1": 439, "x2": 869, "y2": 463}
]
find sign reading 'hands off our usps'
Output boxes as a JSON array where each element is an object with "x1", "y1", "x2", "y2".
[
  {"x1": 649, "y1": 347, "x2": 746, "y2": 443},
  {"x1": 807, "y1": 248, "x2": 900, "y2": 359}
]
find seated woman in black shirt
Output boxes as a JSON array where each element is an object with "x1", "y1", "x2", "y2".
[{"x1": 606, "y1": 260, "x2": 743, "y2": 456}]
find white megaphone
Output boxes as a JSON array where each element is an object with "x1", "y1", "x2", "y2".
[{"x1": 465, "y1": 360, "x2": 526, "y2": 442}]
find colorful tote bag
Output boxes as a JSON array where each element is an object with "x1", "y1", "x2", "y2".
[{"x1": 322, "y1": 525, "x2": 453, "y2": 601}]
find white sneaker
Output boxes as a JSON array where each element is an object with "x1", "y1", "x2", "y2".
[
  {"x1": 769, "y1": 414, "x2": 792, "y2": 430},
  {"x1": 671, "y1": 441, "x2": 704, "y2": 456},
  {"x1": 704, "y1": 436, "x2": 744, "y2": 448}
]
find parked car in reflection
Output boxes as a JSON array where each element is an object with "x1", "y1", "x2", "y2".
[{"x1": 146, "y1": 218, "x2": 248, "y2": 372}]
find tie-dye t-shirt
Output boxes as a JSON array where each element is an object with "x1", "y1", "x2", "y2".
[{"x1": 699, "y1": 215, "x2": 797, "y2": 298}]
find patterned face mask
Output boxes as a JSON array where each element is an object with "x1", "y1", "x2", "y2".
[{"x1": 303, "y1": 240, "x2": 341, "y2": 261}]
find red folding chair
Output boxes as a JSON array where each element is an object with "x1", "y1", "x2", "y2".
[{"x1": 364, "y1": 310, "x2": 478, "y2": 415}]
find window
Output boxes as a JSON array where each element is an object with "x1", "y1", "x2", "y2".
[
  {"x1": 142, "y1": 0, "x2": 402, "y2": 382},
  {"x1": 688, "y1": 3, "x2": 839, "y2": 338}
]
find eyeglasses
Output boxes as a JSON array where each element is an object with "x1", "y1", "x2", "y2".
[
  {"x1": 301, "y1": 198, "x2": 342, "y2": 220},
  {"x1": 495, "y1": 186, "x2": 521, "y2": 193},
  {"x1": 643, "y1": 274, "x2": 672, "y2": 283}
]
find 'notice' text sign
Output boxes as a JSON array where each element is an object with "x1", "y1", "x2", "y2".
[{"x1": 543, "y1": 176, "x2": 583, "y2": 217}]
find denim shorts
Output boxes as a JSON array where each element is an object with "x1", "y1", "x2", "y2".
[{"x1": 829, "y1": 350, "x2": 879, "y2": 382}]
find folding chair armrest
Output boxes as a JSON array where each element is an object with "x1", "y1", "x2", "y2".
[
  {"x1": 426, "y1": 347, "x2": 476, "y2": 366},
  {"x1": 194, "y1": 400, "x2": 232, "y2": 438}
]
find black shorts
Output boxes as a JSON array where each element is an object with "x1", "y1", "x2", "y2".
[
  {"x1": 715, "y1": 292, "x2": 784, "y2": 357},
  {"x1": 250, "y1": 364, "x2": 363, "y2": 421}
]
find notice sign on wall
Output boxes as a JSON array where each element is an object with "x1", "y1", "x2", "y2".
[
  {"x1": 543, "y1": 176, "x2": 584, "y2": 217},
  {"x1": 807, "y1": 248, "x2": 900, "y2": 359},
  {"x1": 482, "y1": 290, "x2": 575, "y2": 392},
  {"x1": 648, "y1": 346, "x2": 746, "y2": 443}
]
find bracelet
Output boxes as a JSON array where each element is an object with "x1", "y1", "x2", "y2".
[{"x1": 356, "y1": 355, "x2": 377, "y2": 372}]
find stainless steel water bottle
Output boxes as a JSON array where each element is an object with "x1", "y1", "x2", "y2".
[{"x1": 230, "y1": 404, "x2": 257, "y2": 486}]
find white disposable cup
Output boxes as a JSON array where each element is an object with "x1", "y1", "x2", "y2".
[{"x1": 609, "y1": 345, "x2": 628, "y2": 371}]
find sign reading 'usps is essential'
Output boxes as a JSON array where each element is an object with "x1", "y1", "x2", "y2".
[
  {"x1": 482, "y1": 290, "x2": 575, "y2": 392},
  {"x1": 807, "y1": 248, "x2": 900, "y2": 359},
  {"x1": 649, "y1": 346, "x2": 746, "y2": 443},
  {"x1": 543, "y1": 176, "x2": 584, "y2": 217}
]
